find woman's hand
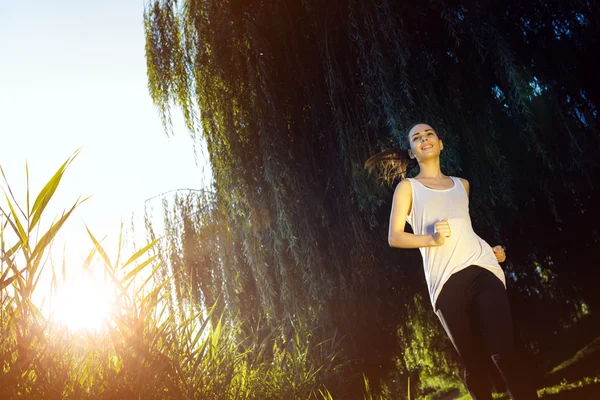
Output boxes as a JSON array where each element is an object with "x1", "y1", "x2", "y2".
[
  {"x1": 493, "y1": 245, "x2": 506, "y2": 263},
  {"x1": 433, "y1": 218, "x2": 451, "y2": 246}
]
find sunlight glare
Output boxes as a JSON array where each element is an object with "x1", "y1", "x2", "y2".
[{"x1": 53, "y1": 273, "x2": 114, "y2": 331}]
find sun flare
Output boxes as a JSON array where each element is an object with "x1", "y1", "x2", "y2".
[{"x1": 52, "y1": 274, "x2": 114, "y2": 331}]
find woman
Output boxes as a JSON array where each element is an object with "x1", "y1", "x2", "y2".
[{"x1": 368, "y1": 123, "x2": 537, "y2": 400}]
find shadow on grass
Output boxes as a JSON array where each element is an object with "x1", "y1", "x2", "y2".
[
  {"x1": 430, "y1": 387, "x2": 462, "y2": 400},
  {"x1": 542, "y1": 336, "x2": 600, "y2": 387},
  {"x1": 539, "y1": 382, "x2": 600, "y2": 400},
  {"x1": 431, "y1": 332, "x2": 600, "y2": 400}
]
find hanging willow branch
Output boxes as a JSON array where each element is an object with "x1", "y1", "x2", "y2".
[{"x1": 144, "y1": 0, "x2": 599, "y2": 395}]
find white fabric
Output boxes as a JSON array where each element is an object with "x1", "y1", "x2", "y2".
[{"x1": 405, "y1": 176, "x2": 506, "y2": 309}]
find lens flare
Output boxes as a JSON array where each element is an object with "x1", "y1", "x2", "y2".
[{"x1": 53, "y1": 273, "x2": 113, "y2": 331}]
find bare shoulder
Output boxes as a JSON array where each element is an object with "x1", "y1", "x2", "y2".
[
  {"x1": 456, "y1": 177, "x2": 470, "y2": 196},
  {"x1": 392, "y1": 178, "x2": 413, "y2": 204},
  {"x1": 391, "y1": 179, "x2": 413, "y2": 219},
  {"x1": 394, "y1": 178, "x2": 412, "y2": 196}
]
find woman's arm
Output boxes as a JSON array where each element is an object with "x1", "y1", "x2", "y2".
[
  {"x1": 458, "y1": 177, "x2": 470, "y2": 196},
  {"x1": 459, "y1": 177, "x2": 506, "y2": 262},
  {"x1": 458, "y1": 177, "x2": 506, "y2": 262},
  {"x1": 388, "y1": 180, "x2": 449, "y2": 248}
]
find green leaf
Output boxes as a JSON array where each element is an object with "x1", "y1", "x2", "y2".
[
  {"x1": 121, "y1": 238, "x2": 160, "y2": 270},
  {"x1": 143, "y1": 276, "x2": 171, "y2": 310},
  {"x1": 29, "y1": 149, "x2": 80, "y2": 233},
  {"x1": 85, "y1": 226, "x2": 113, "y2": 271},
  {"x1": 0, "y1": 266, "x2": 20, "y2": 291},
  {"x1": 136, "y1": 263, "x2": 164, "y2": 295},
  {"x1": 4, "y1": 241, "x2": 22, "y2": 260},
  {"x1": 86, "y1": 227, "x2": 128, "y2": 299},
  {"x1": 82, "y1": 246, "x2": 97, "y2": 273},
  {"x1": 115, "y1": 220, "x2": 124, "y2": 267},
  {"x1": 25, "y1": 162, "x2": 30, "y2": 216},
  {"x1": 2, "y1": 197, "x2": 29, "y2": 253},
  {"x1": 6, "y1": 263, "x2": 27, "y2": 295},
  {"x1": 30, "y1": 197, "x2": 88, "y2": 268},
  {"x1": 188, "y1": 310, "x2": 211, "y2": 349},
  {"x1": 102, "y1": 261, "x2": 128, "y2": 302},
  {"x1": 123, "y1": 254, "x2": 158, "y2": 288}
]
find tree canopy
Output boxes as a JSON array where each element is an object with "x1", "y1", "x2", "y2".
[{"x1": 144, "y1": 0, "x2": 599, "y2": 396}]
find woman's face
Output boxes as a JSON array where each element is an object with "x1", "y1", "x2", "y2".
[{"x1": 407, "y1": 123, "x2": 443, "y2": 161}]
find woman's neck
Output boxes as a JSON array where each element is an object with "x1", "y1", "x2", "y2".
[{"x1": 416, "y1": 158, "x2": 445, "y2": 179}]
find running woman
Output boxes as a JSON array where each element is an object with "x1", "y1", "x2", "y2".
[{"x1": 368, "y1": 123, "x2": 538, "y2": 400}]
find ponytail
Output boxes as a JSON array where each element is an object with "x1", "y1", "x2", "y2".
[{"x1": 364, "y1": 148, "x2": 418, "y2": 184}]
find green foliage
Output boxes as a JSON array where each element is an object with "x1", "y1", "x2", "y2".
[
  {"x1": 144, "y1": 0, "x2": 600, "y2": 397},
  {"x1": 394, "y1": 294, "x2": 460, "y2": 395},
  {"x1": 0, "y1": 157, "x2": 339, "y2": 399},
  {"x1": 538, "y1": 376, "x2": 600, "y2": 397}
]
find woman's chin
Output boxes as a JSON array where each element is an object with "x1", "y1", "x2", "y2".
[{"x1": 418, "y1": 152, "x2": 440, "y2": 161}]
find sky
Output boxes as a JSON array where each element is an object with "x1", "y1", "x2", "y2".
[{"x1": 0, "y1": 1, "x2": 210, "y2": 276}]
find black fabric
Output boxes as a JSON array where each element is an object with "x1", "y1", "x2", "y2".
[{"x1": 435, "y1": 266, "x2": 538, "y2": 400}]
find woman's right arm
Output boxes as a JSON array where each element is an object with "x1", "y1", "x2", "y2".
[{"x1": 388, "y1": 180, "x2": 447, "y2": 248}]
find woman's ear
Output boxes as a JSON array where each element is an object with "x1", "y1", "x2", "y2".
[
  {"x1": 439, "y1": 140, "x2": 444, "y2": 151},
  {"x1": 408, "y1": 149, "x2": 415, "y2": 159}
]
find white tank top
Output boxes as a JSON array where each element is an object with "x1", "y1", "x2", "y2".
[{"x1": 405, "y1": 176, "x2": 506, "y2": 309}]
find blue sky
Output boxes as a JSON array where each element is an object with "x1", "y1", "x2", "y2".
[{"x1": 0, "y1": 1, "x2": 209, "y2": 265}]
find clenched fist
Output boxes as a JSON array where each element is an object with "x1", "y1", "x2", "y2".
[
  {"x1": 493, "y1": 245, "x2": 506, "y2": 263},
  {"x1": 433, "y1": 218, "x2": 451, "y2": 246}
]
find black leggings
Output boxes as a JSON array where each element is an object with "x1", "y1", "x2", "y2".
[{"x1": 435, "y1": 266, "x2": 538, "y2": 400}]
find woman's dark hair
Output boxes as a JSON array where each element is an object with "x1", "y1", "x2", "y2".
[{"x1": 364, "y1": 122, "x2": 429, "y2": 183}]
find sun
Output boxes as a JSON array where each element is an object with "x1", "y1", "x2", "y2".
[{"x1": 52, "y1": 273, "x2": 114, "y2": 331}]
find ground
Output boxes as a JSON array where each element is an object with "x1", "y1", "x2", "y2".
[{"x1": 431, "y1": 316, "x2": 600, "y2": 400}]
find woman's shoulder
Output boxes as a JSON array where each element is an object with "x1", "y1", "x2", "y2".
[
  {"x1": 393, "y1": 178, "x2": 413, "y2": 199},
  {"x1": 396, "y1": 178, "x2": 413, "y2": 191},
  {"x1": 452, "y1": 176, "x2": 470, "y2": 195}
]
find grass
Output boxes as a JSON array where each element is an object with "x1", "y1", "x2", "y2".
[
  {"x1": 549, "y1": 336, "x2": 600, "y2": 375},
  {"x1": 428, "y1": 334, "x2": 600, "y2": 400},
  {"x1": 0, "y1": 154, "x2": 340, "y2": 399},
  {"x1": 3, "y1": 154, "x2": 599, "y2": 400},
  {"x1": 538, "y1": 376, "x2": 600, "y2": 397},
  {"x1": 537, "y1": 334, "x2": 600, "y2": 399}
]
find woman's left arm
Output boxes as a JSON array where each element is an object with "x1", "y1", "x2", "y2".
[
  {"x1": 460, "y1": 177, "x2": 506, "y2": 263},
  {"x1": 458, "y1": 177, "x2": 470, "y2": 197}
]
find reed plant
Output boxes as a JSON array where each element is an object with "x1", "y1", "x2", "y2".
[{"x1": 0, "y1": 154, "x2": 341, "y2": 399}]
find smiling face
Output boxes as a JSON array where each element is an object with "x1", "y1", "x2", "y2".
[{"x1": 407, "y1": 123, "x2": 443, "y2": 162}]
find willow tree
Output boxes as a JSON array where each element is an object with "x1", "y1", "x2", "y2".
[{"x1": 144, "y1": 0, "x2": 599, "y2": 395}]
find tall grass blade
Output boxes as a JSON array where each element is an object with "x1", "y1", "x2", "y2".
[
  {"x1": 7, "y1": 262, "x2": 27, "y2": 295},
  {"x1": 50, "y1": 258, "x2": 58, "y2": 296},
  {"x1": 2, "y1": 198, "x2": 29, "y2": 253},
  {"x1": 85, "y1": 226, "x2": 113, "y2": 271},
  {"x1": 121, "y1": 238, "x2": 160, "y2": 270},
  {"x1": 115, "y1": 220, "x2": 124, "y2": 267},
  {"x1": 2, "y1": 242, "x2": 22, "y2": 264},
  {"x1": 0, "y1": 165, "x2": 26, "y2": 220},
  {"x1": 29, "y1": 149, "x2": 80, "y2": 233},
  {"x1": 122, "y1": 254, "x2": 158, "y2": 288},
  {"x1": 25, "y1": 162, "x2": 30, "y2": 216},
  {"x1": 0, "y1": 269, "x2": 19, "y2": 291},
  {"x1": 82, "y1": 246, "x2": 97, "y2": 273},
  {"x1": 30, "y1": 197, "x2": 88, "y2": 268},
  {"x1": 136, "y1": 263, "x2": 164, "y2": 294}
]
